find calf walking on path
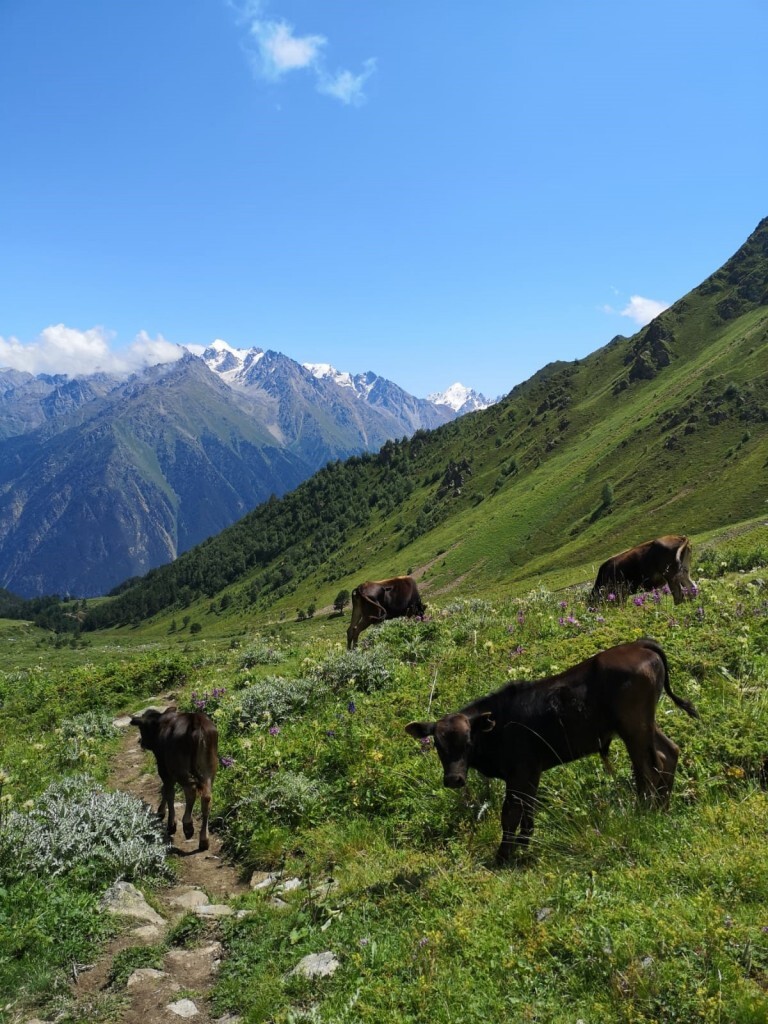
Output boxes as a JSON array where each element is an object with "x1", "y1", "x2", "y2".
[{"x1": 130, "y1": 707, "x2": 218, "y2": 852}]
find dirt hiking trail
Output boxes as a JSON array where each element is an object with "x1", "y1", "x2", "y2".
[{"x1": 68, "y1": 705, "x2": 249, "y2": 1024}]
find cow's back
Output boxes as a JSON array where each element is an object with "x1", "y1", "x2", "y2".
[{"x1": 160, "y1": 712, "x2": 218, "y2": 786}]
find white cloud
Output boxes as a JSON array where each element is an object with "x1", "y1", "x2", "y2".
[
  {"x1": 233, "y1": 2, "x2": 375, "y2": 105},
  {"x1": 602, "y1": 295, "x2": 670, "y2": 327},
  {"x1": 251, "y1": 19, "x2": 326, "y2": 78},
  {"x1": 619, "y1": 295, "x2": 670, "y2": 326},
  {"x1": 317, "y1": 59, "x2": 377, "y2": 106},
  {"x1": 0, "y1": 325, "x2": 184, "y2": 377}
]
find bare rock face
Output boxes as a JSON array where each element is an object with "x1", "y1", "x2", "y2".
[
  {"x1": 127, "y1": 967, "x2": 171, "y2": 988},
  {"x1": 289, "y1": 951, "x2": 340, "y2": 979},
  {"x1": 100, "y1": 881, "x2": 165, "y2": 927},
  {"x1": 167, "y1": 997, "x2": 201, "y2": 1018}
]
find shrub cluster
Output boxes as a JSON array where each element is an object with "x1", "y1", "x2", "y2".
[
  {"x1": 0, "y1": 775, "x2": 169, "y2": 885},
  {"x1": 231, "y1": 675, "x2": 318, "y2": 730}
]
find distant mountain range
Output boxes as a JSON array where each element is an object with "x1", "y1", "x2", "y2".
[{"x1": 0, "y1": 345, "x2": 491, "y2": 597}]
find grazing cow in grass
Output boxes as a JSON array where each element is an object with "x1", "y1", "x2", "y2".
[
  {"x1": 406, "y1": 638, "x2": 698, "y2": 863},
  {"x1": 130, "y1": 707, "x2": 218, "y2": 851},
  {"x1": 590, "y1": 535, "x2": 695, "y2": 604},
  {"x1": 346, "y1": 575, "x2": 425, "y2": 649}
]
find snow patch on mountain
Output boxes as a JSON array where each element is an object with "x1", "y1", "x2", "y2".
[
  {"x1": 303, "y1": 362, "x2": 355, "y2": 390},
  {"x1": 427, "y1": 383, "x2": 492, "y2": 414},
  {"x1": 199, "y1": 341, "x2": 265, "y2": 385}
]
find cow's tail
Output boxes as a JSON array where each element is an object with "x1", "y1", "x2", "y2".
[{"x1": 639, "y1": 637, "x2": 700, "y2": 719}]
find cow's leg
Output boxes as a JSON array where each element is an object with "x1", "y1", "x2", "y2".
[
  {"x1": 651, "y1": 727, "x2": 680, "y2": 806},
  {"x1": 346, "y1": 616, "x2": 361, "y2": 650},
  {"x1": 622, "y1": 730, "x2": 659, "y2": 805},
  {"x1": 181, "y1": 783, "x2": 196, "y2": 840},
  {"x1": 198, "y1": 779, "x2": 212, "y2": 851},
  {"x1": 162, "y1": 778, "x2": 177, "y2": 835},
  {"x1": 497, "y1": 773, "x2": 541, "y2": 864}
]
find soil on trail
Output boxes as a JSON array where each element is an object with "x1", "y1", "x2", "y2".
[{"x1": 70, "y1": 710, "x2": 249, "y2": 1024}]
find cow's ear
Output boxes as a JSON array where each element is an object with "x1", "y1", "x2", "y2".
[
  {"x1": 405, "y1": 720, "x2": 435, "y2": 740},
  {"x1": 472, "y1": 711, "x2": 496, "y2": 733}
]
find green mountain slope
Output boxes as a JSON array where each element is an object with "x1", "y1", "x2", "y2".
[{"x1": 84, "y1": 218, "x2": 768, "y2": 629}]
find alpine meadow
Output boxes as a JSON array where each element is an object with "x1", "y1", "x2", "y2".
[{"x1": 1, "y1": 220, "x2": 768, "y2": 1023}]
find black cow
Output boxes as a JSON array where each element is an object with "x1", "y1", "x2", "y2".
[
  {"x1": 346, "y1": 575, "x2": 425, "y2": 649},
  {"x1": 590, "y1": 535, "x2": 694, "y2": 604},
  {"x1": 130, "y1": 707, "x2": 218, "y2": 851},
  {"x1": 406, "y1": 638, "x2": 698, "y2": 863}
]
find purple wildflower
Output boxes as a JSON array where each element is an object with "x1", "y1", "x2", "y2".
[
  {"x1": 418, "y1": 936, "x2": 429, "y2": 948},
  {"x1": 269, "y1": 725, "x2": 280, "y2": 736},
  {"x1": 652, "y1": 589, "x2": 661, "y2": 604},
  {"x1": 633, "y1": 595, "x2": 645, "y2": 607},
  {"x1": 348, "y1": 701, "x2": 356, "y2": 714},
  {"x1": 559, "y1": 600, "x2": 568, "y2": 609},
  {"x1": 219, "y1": 755, "x2": 234, "y2": 768},
  {"x1": 419, "y1": 737, "x2": 431, "y2": 751},
  {"x1": 514, "y1": 645, "x2": 525, "y2": 655},
  {"x1": 326, "y1": 729, "x2": 336, "y2": 738},
  {"x1": 359, "y1": 937, "x2": 370, "y2": 947},
  {"x1": 567, "y1": 615, "x2": 580, "y2": 626},
  {"x1": 696, "y1": 606, "x2": 705, "y2": 620},
  {"x1": 595, "y1": 615, "x2": 605, "y2": 624},
  {"x1": 517, "y1": 611, "x2": 525, "y2": 625},
  {"x1": 607, "y1": 593, "x2": 616, "y2": 602}
]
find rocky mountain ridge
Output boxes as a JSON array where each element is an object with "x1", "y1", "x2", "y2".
[{"x1": 0, "y1": 346, "x2": 489, "y2": 597}]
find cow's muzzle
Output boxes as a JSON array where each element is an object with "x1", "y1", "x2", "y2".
[{"x1": 444, "y1": 773, "x2": 467, "y2": 789}]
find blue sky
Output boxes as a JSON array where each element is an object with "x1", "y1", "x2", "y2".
[{"x1": 1, "y1": 1, "x2": 766, "y2": 399}]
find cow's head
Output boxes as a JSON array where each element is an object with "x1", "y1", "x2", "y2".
[
  {"x1": 405, "y1": 710, "x2": 495, "y2": 788},
  {"x1": 130, "y1": 707, "x2": 175, "y2": 752}
]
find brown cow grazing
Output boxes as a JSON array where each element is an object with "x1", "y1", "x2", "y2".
[
  {"x1": 406, "y1": 638, "x2": 698, "y2": 864},
  {"x1": 590, "y1": 535, "x2": 695, "y2": 605},
  {"x1": 130, "y1": 707, "x2": 218, "y2": 851},
  {"x1": 346, "y1": 575, "x2": 425, "y2": 649}
]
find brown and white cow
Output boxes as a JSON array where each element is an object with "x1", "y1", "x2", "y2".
[
  {"x1": 406, "y1": 638, "x2": 698, "y2": 863},
  {"x1": 590, "y1": 535, "x2": 695, "y2": 604},
  {"x1": 130, "y1": 707, "x2": 218, "y2": 851},
  {"x1": 346, "y1": 575, "x2": 425, "y2": 649}
]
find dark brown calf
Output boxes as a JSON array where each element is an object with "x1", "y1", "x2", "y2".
[
  {"x1": 130, "y1": 707, "x2": 218, "y2": 851},
  {"x1": 406, "y1": 638, "x2": 698, "y2": 863},
  {"x1": 347, "y1": 575, "x2": 425, "y2": 649},
  {"x1": 590, "y1": 535, "x2": 694, "y2": 604}
]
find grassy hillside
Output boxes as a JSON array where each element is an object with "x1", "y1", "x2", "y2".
[
  {"x1": 77, "y1": 218, "x2": 768, "y2": 634},
  {"x1": 1, "y1": 529, "x2": 767, "y2": 1022}
]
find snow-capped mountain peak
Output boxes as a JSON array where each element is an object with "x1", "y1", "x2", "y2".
[
  {"x1": 303, "y1": 362, "x2": 355, "y2": 390},
  {"x1": 199, "y1": 341, "x2": 264, "y2": 384},
  {"x1": 427, "y1": 382, "x2": 492, "y2": 414}
]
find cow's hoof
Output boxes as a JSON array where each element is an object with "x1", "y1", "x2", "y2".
[
  {"x1": 183, "y1": 822, "x2": 195, "y2": 839},
  {"x1": 168, "y1": 822, "x2": 177, "y2": 836},
  {"x1": 198, "y1": 837, "x2": 210, "y2": 852}
]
